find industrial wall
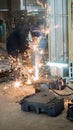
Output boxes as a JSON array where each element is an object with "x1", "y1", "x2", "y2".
[
  {"x1": 71, "y1": 0, "x2": 73, "y2": 61},
  {"x1": 0, "y1": 0, "x2": 7, "y2": 9},
  {"x1": 0, "y1": 0, "x2": 72, "y2": 64},
  {"x1": 48, "y1": 0, "x2": 68, "y2": 63},
  {"x1": 0, "y1": 0, "x2": 20, "y2": 11}
]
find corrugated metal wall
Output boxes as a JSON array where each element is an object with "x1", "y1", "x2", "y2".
[
  {"x1": 48, "y1": 0, "x2": 68, "y2": 63},
  {"x1": 0, "y1": 0, "x2": 7, "y2": 9}
]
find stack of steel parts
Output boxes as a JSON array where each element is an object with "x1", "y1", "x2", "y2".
[{"x1": 20, "y1": 91, "x2": 64, "y2": 117}]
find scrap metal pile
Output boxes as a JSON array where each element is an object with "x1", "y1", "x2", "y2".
[{"x1": 0, "y1": 59, "x2": 13, "y2": 82}]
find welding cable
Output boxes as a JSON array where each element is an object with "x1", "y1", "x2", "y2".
[
  {"x1": 50, "y1": 88, "x2": 73, "y2": 97},
  {"x1": 66, "y1": 84, "x2": 73, "y2": 91}
]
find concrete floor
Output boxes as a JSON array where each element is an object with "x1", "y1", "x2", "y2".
[
  {"x1": 0, "y1": 81, "x2": 73, "y2": 130},
  {"x1": 0, "y1": 43, "x2": 73, "y2": 130}
]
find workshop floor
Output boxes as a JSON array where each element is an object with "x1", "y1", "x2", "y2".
[
  {"x1": 0, "y1": 43, "x2": 73, "y2": 130},
  {"x1": 0, "y1": 81, "x2": 73, "y2": 130}
]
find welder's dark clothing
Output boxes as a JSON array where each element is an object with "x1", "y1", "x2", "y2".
[{"x1": 6, "y1": 26, "x2": 29, "y2": 57}]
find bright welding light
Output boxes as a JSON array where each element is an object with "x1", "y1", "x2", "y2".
[
  {"x1": 46, "y1": 62, "x2": 68, "y2": 68},
  {"x1": 26, "y1": 79, "x2": 32, "y2": 85},
  {"x1": 13, "y1": 81, "x2": 21, "y2": 88}
]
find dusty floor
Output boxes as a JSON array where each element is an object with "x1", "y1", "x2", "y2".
[
  {"x1": 0, "y1": 43, "x2": 73, "y2": 130},
  {"x1": 0, "y1": 82, "x2": 73, "y2": 130}
]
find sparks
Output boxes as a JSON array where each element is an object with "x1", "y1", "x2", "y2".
[{"x1": 13, "y1": 80, "x2": 21, "y2": 88}]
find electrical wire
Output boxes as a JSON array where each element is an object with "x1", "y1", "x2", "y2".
[
  {"x1": 66, "y1": 84, "x2": 73, "y2": 91},
  {"x1": 50, "y1": 88, "x2": 73, "y2": 97}
]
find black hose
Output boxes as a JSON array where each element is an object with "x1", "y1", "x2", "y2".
[
  {"x1": 66, "y1": 84, "x2": 73, "y2": 91},
  {"x1": 50, "y1": 88, "x2": 73, "y2": 97}
]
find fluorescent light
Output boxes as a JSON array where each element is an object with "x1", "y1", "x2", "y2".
[
  {"x1": 46, "y1": 62, "x2": 68, "y2": 68},
  {"x1": 0, "y1": 9, "x2": 8, "y2": 11}
]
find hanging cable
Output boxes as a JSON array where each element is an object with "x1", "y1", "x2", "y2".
[
  {"x1": 66, "y1": 84, "x2": 73, "y2": 91},
  {"x1": 50, "y1": 88, "x2": 73, "y2": 97}
]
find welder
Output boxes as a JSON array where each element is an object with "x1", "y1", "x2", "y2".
[{"x1": 6, "y1": 25, "x2": 30, "y2": 58}]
